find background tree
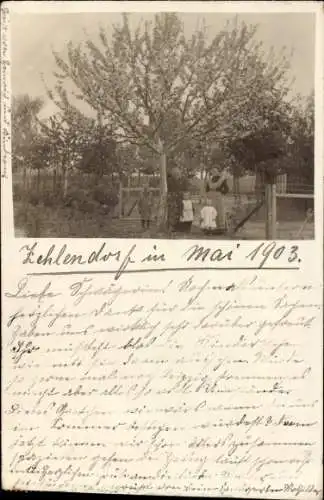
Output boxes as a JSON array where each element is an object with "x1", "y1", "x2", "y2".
[
  {"x1": 28, "y1": 135, "x2": 52, "y2": 195},
  {"x1": 12, "y1": 94, "x2": 44, "y2": 157},
  {"x1": 77, "y1": 121, "x2": 118, "y2": 180},
  {"x1": 48, "y1": 13, "x2": 294, "y2": 227},
  {"x1": 12, "y1": 95, "x2": 44, "y2": 192},
  {"x1": 38, "y1": 113, "x2": 83, "y2": 197},
  {"x1": 287, "y1": 92, "x2": 314, "y2": 190},
  {"x1": 228, "y1": 91, "x2": 313, "y2": 191}
]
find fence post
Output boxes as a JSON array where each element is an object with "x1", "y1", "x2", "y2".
[
  {"x1": 22, "y1": 166, "x2": 29, "y2": 226},
  {"x1": 265, "y1": 173, "x2": 277, "y2": 239},
  {"x1": 157, "y1": 138, "x2": 168, "y2": 230},
  {"x1": 271, "y1": 182, "x2": 277, "y2": 239},
  {"x1": 265, "y1": 183, "x2": 270, "y2": 239},
  {"x1": 23, "y1": 165, "x2": 27, "y2": 207}
]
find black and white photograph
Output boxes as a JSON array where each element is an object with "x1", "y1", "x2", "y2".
[
  {"x1": 2, "y1": 4, "x2": 323, "y2": 499},
  {"x1": 11, "y1": 10, "x2": 315, "y2": 239}
]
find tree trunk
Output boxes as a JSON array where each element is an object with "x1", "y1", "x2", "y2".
[
  {"x1": 23, "y1": 165, "x2": 27, "y2": 199},
  {"x1": 62, "y1": 166, "x2": 68, "y2": 198},
  {"x1": 22, "y1": 165, "x2": 28, "y2": 223},
  {"x1": 53, "y1": 166, "x2": 57, "y2": 193},
  {"x1": 124, "y1": 175, "x2": 131, "y2": 210},
  {"x1": 255, "y1": 168, "x2": 263, "y2": 202},
  {"x1": 36, "y1": 168, "x2": 41, "y2": 196},
  {"x1": 119, "y1": 181, "x2": 123, "y2": 218},
  {"x1": 157, "y1": 139, "x2": 168, "y2": 231},
  {"x1": 233, "y1": 174, "x2": 240, "y2": 197}
]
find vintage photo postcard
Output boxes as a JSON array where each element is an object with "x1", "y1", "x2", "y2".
[
  {"x1": 9, "y1": 2, "x2": 317, "y2": 241},
  {"x1": 1, "y1": 1, "x2": 323, "y2": 498}
]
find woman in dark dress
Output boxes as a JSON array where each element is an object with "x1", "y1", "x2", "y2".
[
  {"x1": 205, "y1": 167, "x2": 230, "y2": 229},
  {"x1": 167, "y1": 167, "x2": 190, "y2": 232}
]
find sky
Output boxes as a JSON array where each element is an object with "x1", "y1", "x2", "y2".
[{"x1": 11, "y1": 12, "x2": 315, "y2": 119}]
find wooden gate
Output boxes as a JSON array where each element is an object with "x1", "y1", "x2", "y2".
[{"x1": 118, "y1": 185, "x2": 160, "y2": 219}]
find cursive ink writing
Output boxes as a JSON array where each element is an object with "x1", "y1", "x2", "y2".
[
  {"x1": 1, "y1": 5, "x2": 10, "y2": 179},
  {"x1": 3, "y1": 272, "x2": 321, "y2": 497}
]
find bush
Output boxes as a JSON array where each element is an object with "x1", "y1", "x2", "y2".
[
  {"x1": 42, "y1": 188, "x2": 64, "y2": 207},
  {"x1": 13, "y1": 183, "x2": 25, "y2": 203},
  {"x1": 28, "y1": 191, "x2": 42, "y2": 206},
  {"x1": 93, "y1": 184, "x2": 119, "y2": 208},
  {"x1": 93, "y1": 185, "x2": 107, "y2": 205},
  {"x1": 149, "y1": 177, "x2": 160, "y2": 188},
  {"x1": 77, "y1": 199, "x2": 100, "y2": 214},
  {"x1": 64, "y1": 188, "x2": 88, "y2": 208},
  {"x1": 14, "y1": 170, "x2": 120, "y2": 222},
  {"x1": 42, "y1": 194, "x2": 57, "y2": 207},
  {"x1": 105, "y1": 189, "x2": 119, "y2": 208}
]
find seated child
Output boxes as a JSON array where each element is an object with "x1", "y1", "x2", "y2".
[
  {"x1": 178, "y1": 191, "x2": 194, "y2": 233},
  {"x1": 200, "y1": 198, "x2": 218, "y2": 234}
]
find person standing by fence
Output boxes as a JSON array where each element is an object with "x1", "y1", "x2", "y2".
[
  {"x1": 205, "y1": 166, "x2": 230, "y2": 230},
  {"x1": 200, "y1": 197, "x2": 218, "y2": 234},
  {"x1": 166, "y1": 167, "x2": 190, "y2": 232},
  {"x1": 178, "y1": 191, "x2": 194, "y2": 233},
  {"x1": 138, "y1": 186, "x2": 153, "y2": 230}
]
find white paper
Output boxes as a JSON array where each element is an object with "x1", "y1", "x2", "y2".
[{"x1": 1, "y1": 2, "x2": 323, "y2": 498}]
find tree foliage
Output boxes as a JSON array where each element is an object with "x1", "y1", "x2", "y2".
[
  {"x1": 12, "y1": 94, "x2": 44, "y2": 170},
  {"x1": 49, "y1": 13, "x2": 294, "y2": 165},
  {"x1": 228, "y1": 91, "x2": 314, "y2": 181},
  {"x1": 14, "y1": 13, "x2": 314, "y2": 226},
  {"x1": 288, "y1": 93, "x2": 314, "y2": 184},
  {"x1": 38, "y1": 113, "x2": 82, "y2": 169}
]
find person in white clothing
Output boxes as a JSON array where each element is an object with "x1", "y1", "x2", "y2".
[
  {"x1": 179, "y1": 191, "x2": 194, "y2": 233},
  {"x1": 200, "y1": 198, "x2": 218, "y2": 234}
]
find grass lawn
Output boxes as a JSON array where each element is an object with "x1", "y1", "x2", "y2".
[{"x1": 14, "y1": 201, "x2": 314, "y2": 240}]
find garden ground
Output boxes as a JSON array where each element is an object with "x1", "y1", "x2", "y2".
[{"x1": 14, "y1": 201, "x2": 314, "y2": 240}]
